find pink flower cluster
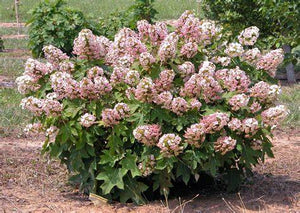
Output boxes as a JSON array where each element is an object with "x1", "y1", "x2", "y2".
[
  {"x1": 178, "y1": 62, "x2": 195, "y2": 81},
  {"x1": 256, "y1": 49, "x2": 284, "y2": 77},
  {"x1": 250, "y1": 81, "x2": 281, "y2": 102},
  {"x1": 211, "y1": 56, "x2": 231, "y2": 67},
  {"x1": 15, "y1": 54, "x2": 72, "y2": 95},
  {"x1": 154, "y1": 69, "x2": 175, "y2": 92},
  {"x1": 134, "y1": 77, "x2": 156, "y2": 103},
  {"x1": 23, "y1": 58, "x2": 53, "y2": 82},
  {"x1": 238, "y1": 26, "x2": 259, "y2": 46},
  {"x1": 87, "y1": 66, "x2": 104, "y2": 79},
  {"x1": 45, "y1": 126, "x2": 59, "y2": 138},
  {"x1": 101, "y1": 103, "x2": 130, "y2": 126},
  {"x1": 138, "y1": 155, "x2": 156, "y2": 177},
  {"x1": 125, "y1": 70, "x2": 140, "y2": 86},
  {"x1": 21, "y1": 96, "x2": 62, "y2": 116},
  {"x1": 180, "y1": 42, "x2": 198, "y2": 58},
  {"x1": 16, "y1": 75, "x2": 40, "y2": 94},
  {"x1": 228, "y1": 118, "x2": 242, "y2": 132},
  {"x1": 184, "y1": 123, "x2": 206, "y2": 147},
  {"x1": 110, "y1": 67, "x2": 128, "y2": 85},
  {"x1": 58, "y1": 61, "x2": 74, "y2": 73},
  {"x1": 242, "y1": 118, "x2": 259, "y2": 138},
  {"x1": 50, "y1": 72, "x2": 79, "y2": 99},
  {"x1": 215, "y1": 67, "x2": 250, "y2": 93},
  {"x1": 21, "y1": 96, "x2": 43, "y2": 115},
  {"x1": 251, "y1": 139, "x2": 263, "y2": 150},
  {"x1": 153, "y1": 92, "x2": 200, "y2": 115},
  {"x1": 106, "y1": 28, "x2": 146, "y2": 65},
  {"x1": 181, "y1": 72, "x2": 223, "y2": 103},
  {"x1": 171, "y1": 97, "x2": 189, "y2": 115},
  {"x1": 228, "y1": 117, "x2": 260, "y2": 137},
  {"x1": 137, "y1": 20, "x2": 168, "y2": 46},
  {"x1": 224, "y1": 42, "x2": 244, "y2": 58},
  {"x1": 153, "y1": 91, "x2": 173, "y2": 109},
  {"x1": 139, "y1": 52, "x2": 156, "y2": 70},
  {"x1": 228, "y1": 94, "x2": 250, "y2": 111},
  {"x1": 73, "y1": 29, "x2": 111, "y2": 60},
  {"x1": 242, "y1": 48, "x2": 261, "y2": 65},
  {"x1": 176, "y1": 11, "x2": 221, "y2": 45},
  {"x1": 158, "y1": 32, "x2": 179, "y2": 62},
  {"x1": 133, "y1": 124, "x2": 162, "y2": 146},
  {"x1": 250, "y1": 101, "x2": 262, "y2": 113},
  {"x1": 42, "y1": 99, "x2": 63, "y2": 116},
  {"x1": 200, "y1": 112, "x2": 230, "y2": 134},
  {"x1": 157, "y1": 134, "x2": 183, "y2": 157},
  {"x1": 24, "y1": 122, "x2": 43, "y2": 135},
  {"x1": 79, "y1": 76, "x2": 112, "y2": 99},
  {"x1": 214, "y1": 136, "x2": 237, "y2": 155},
  {"x1": 43, "y1": 45, "x2": 69, "y2": 66},
  {"x1": 80, "y1": 113, "x2": 96, "y2": 127},
  {"x1": 261, "y1": 105, "x2": 288, "y2": 127}
]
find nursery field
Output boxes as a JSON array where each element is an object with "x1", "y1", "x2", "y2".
[
  {"x1": 0, "y1": 2, "x2": 299, "y2": 212},
  {"x1": 0, "y1": 0, "x2": 202, "y2": 22}
]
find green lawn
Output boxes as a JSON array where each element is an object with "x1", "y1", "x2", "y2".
[
  {"x1": 0, "y1": 0, "x2": 201, "y2": 22},
  {"x1": 0, "y1": 88, "x2": 31, "y2": 137},
  {"x1": 0, "y1": 27, "x2": 28, "y2": 35},
  {"x1": 279, "y1": 85, "x2": 300, "y2": 128},
  {"x1": 0, "y1": 58, "x2": 27, "y2": 78},
  {"x1": 3, "y1": 38, "x2": 29, "y2": 49}
]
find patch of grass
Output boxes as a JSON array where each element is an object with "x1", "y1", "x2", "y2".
[
  {"x1": 0, "y1": 88, "x2": 31, "y2": 137},
  {"x1": 0, "y1": 27, "x2": 28, "y2": 35},
  {"x1": 3, "y1": 38, "x2": 29, "y2": 49},
  {"x1": 154, "y1": 0, "x2": 202, "y2": 20},
  {"x1": 0, "y1": 0, "x2": 202, "y2": 22},
  {"x1": 0, "y1": 57, "x2": 26, "y2": 78},
  {"x1": 279, "y1": 84, "x2": 300, "y2": 128},
  {"x1": 0, "y1": 50, "x2": 30, "y2": 58}
]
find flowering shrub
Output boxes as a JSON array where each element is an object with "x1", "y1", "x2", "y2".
[{"x1": 17, "y1": 11, "x2": 288, "y2": 204}]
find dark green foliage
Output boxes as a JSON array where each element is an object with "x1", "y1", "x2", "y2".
[
  {"x1": 0, "y1": 37, "x2": 4, "y2": 52},
  {"x1": 27, "y1": 0, "x2": 97, "y2": 57},
  {"x1": 128, "y1": 0, "x2": 158, "y2": 25},
  {"x1": 202, "y1": 0, "x2": 300, "y2": 49},
  {"x1": 97, "y1": 0, "x2": 157, "y2": 40}
]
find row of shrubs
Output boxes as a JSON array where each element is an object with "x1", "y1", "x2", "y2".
[
  {"x1": 27, "y1": 0, "x2": 157, "y2": 57},
  {"x1": 27, "y1": 0, "x2": 299, "y2": 65}
]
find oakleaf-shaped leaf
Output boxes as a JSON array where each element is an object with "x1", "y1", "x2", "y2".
[
  {"x1": 119, "y1": 176, "x2": 148, "y2": 204},
  {"x1": 176, "y1": 162, "x2": 191, "y2": 185},
  {"x1": 96, "y1": 167, "x2": 127, "y2": 194},
  {"x1": 120, "y1": 152, "x2": 141, "y2": 177}
]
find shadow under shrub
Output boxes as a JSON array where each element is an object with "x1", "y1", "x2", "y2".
[{"x1": 17, "y1": 11, "x2": 288, "y2": 204}]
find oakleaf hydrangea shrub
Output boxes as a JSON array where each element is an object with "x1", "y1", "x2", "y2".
[{"x1": 17, "y1": 11, "x2": 288, "y2": 204}]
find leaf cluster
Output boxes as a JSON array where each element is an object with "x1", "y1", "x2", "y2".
[{"x1": 27, "y1": 0, "x2": 98, "y2": 57}]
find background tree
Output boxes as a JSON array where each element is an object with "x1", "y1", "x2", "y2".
[{"x1": 202, "y1": 0, "x2": 299, "y2": 83}]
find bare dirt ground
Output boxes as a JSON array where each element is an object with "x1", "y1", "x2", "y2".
[
  {"x1": 0, "y1": 129, "x2": 299, "y2": 213},
  {"x1": 0, "y1": 23, "x2": 26, "y2": 28},
  {"x1": 1, "y1": 35, "x2": 28, "y2": 39}
]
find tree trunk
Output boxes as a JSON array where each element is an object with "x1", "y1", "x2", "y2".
[{"x1": 282, "y1": 44, "x2": 296, "y2": 84}]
